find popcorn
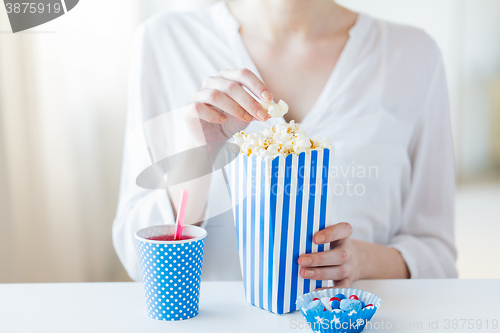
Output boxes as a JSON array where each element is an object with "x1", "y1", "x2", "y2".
[
  {"x1": 263, "y1": 99, "x2": 289, "y2": 118},
  {"x1": 231, "y1": 120, "x2": 332, "y2": 158}
]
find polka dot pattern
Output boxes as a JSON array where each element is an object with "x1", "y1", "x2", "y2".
[{"x1": 137, "y1": 236, "x2": 205, "y2": 321}]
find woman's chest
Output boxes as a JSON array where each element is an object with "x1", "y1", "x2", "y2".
[{"x1": 242, "y1": 37, "x2": 349, "y2": 123}]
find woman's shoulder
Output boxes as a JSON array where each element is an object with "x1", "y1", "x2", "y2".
[
  {"x1": 136, "y1": 2, "x2": 228, "y2": 41},
  {"x1": 367, "y1": 14, "x2": 442, "y2": 65}
]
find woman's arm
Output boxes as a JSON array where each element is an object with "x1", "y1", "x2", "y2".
[
  {"x1": 386, "y1": 45, "x2": 457, "y2": 279},
  {"x1": 114, "y1": 20, "x2": 275, "y2": 279},
  {"x1": 297, "y1": 40, "x2": 457, "y2": 286},
  {"x1": 113, "y1": 23, "x2": 177, "y2": 281}
]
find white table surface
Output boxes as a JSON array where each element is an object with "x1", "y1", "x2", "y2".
[{"x1": 0, "y1": 279, "x2": 499, "y2": 333}]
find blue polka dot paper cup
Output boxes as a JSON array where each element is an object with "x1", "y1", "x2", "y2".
[
  {"x1": 135, "y1": 225, "x2": 207, "y2": 321},
  {"x1": 296, "y1": 288, "x2": 381, "y2": 333}
]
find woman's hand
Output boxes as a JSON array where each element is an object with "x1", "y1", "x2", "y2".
[
  {"x1": 183, "y1": 68, "x2": 273, "y2": 148},
  {"x1": 173, "y1": 69, "x2": 273, "y2": 223},
  {"x1": 298, "y1": 222, "x2": 411, "y2": 288},
  {"x1": 298, "y1": 222, "x2": 362, "y2": 288}
]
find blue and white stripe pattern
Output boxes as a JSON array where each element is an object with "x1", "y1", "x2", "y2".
[{"x1": 225, "y1": 148, "x2": 333, "y2": 314}]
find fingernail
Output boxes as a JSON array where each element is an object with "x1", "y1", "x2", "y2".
[
  {"x1": 315, "y1": 234, "x2": 325, "y2": 244},
  {"x1": 243, "y1": 113, "x2": 253, "y2": 122},
  {"x1": 261, "y1": 90, "x2": 272, "y2": 101},
  {"x1": 220, "y1": 115, "x2": 227, "y2": 123},
  {"x1": 300, "y1": 256, "x2": 312, "y2": 266},
  {"x1": 304, "y1": 270, "x2": 314, "y2": 278},
  {"x1": 257, "y1": 110, "x2": 268, "y2": 120}
]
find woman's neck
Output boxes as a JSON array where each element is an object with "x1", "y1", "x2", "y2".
[{"x1": 228, "y1": 0, "x2": 354, "y2": 42}]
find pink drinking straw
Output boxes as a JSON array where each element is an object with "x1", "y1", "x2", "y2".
[{"x1": 174, "y1": 189, "x2": 189, "y2": 240}]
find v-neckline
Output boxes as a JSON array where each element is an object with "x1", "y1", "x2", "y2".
[{"x1": 216, "y1": 1, "x2": 371, "y2": 127}]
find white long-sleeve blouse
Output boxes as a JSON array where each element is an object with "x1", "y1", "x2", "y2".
[{"x1": 113, "y1": 1, "x2": 457, "y2": 282}]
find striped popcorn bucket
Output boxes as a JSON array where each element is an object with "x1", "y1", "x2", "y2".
[{"x1": 224, "y1": 148, "x2": 334, "y2": 314}]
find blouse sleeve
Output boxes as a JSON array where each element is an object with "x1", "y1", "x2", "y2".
[
  {"x1": 388, "y1": 50, "x2": 458, "y2": 279},
  {"x1": 112, "y1": 23, "x2": 177, "y2": 282}
]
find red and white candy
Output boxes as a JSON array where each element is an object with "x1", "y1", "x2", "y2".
[{"x1": 320, "y1": 297, "x2": 333, "y2": 312}]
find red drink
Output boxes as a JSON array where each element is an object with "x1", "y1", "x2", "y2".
[{"x1": 146, "y1": 234, "x2": 194, "y2": 241}]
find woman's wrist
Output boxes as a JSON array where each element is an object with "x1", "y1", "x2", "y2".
[
  {"x1": 352, "y1": 239, "x2": 366, "y2": 280},
  {"x1": 353, "y1": 239, "x2": 410, "y2": 280}
]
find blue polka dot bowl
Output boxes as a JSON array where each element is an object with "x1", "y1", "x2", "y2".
[
  {"x1": 296, "y1": 288, "x2": 381, "y2": 333},
  {"x1": 136, "y1": 225, "x2": 207, "y2": 321}
]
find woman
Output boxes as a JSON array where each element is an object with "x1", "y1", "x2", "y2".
[{"x1": 113, "y1": 0, "x2": 457, "y2": 287}]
